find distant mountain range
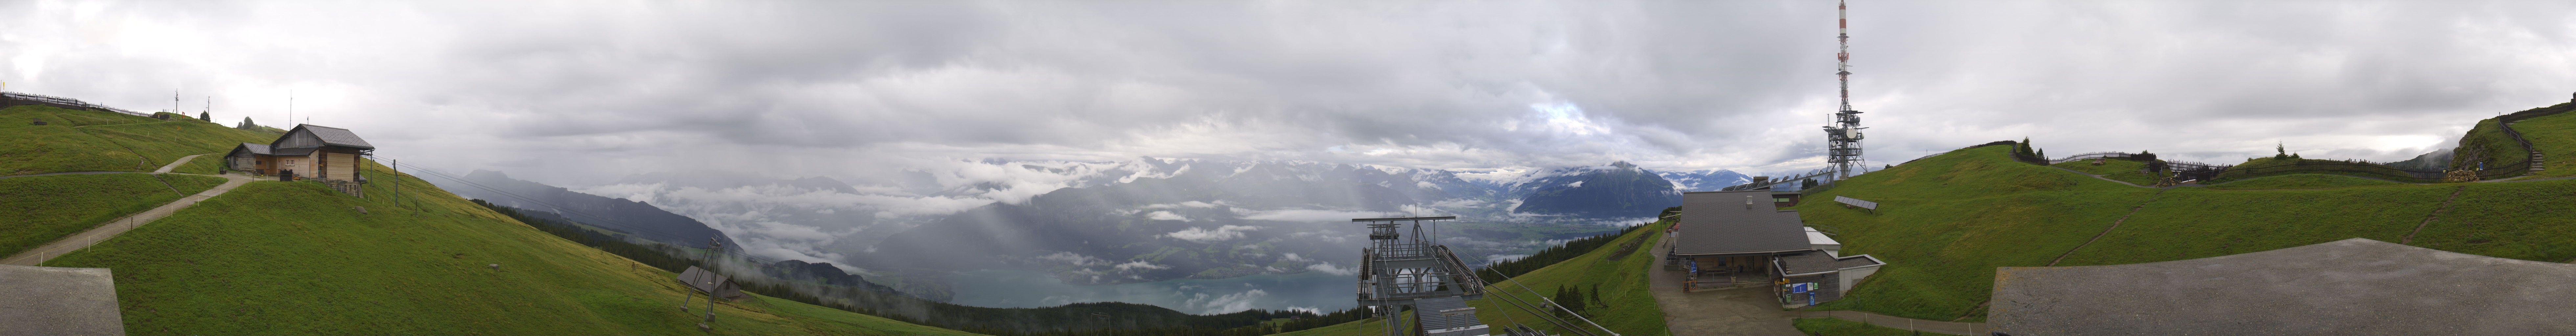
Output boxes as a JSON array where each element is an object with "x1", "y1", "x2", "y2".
[
  {"x1": 845, "y1": 159, "x2": 1737, "y2": 283},
  {"x1": 430, "y1": 170, "x2": 738, "y2": 249},
  {"x1": 847, "y1": 160, "x2": 1483, "y2": 284},
  {"x1": 463, "y1": 158, "x2": 1754, "y2": 285},
  {"x1": 1508, "y1": 161, "x2": 1685, "y2": 217},
  {"x1": 1656, "y1": 169, "x2": 1755, "y2": 192}
]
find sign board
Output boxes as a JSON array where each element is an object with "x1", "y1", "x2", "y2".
[{"x1": 1789, "y1": 282, "x2": 1811, "y2": 293}]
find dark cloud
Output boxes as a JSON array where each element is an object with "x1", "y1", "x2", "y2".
[{"x1": 4, "y1": 0, "x2": 2572, "y2": 184}]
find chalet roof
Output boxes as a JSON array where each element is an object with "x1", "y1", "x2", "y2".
[
  {"x1": 1672, "y1": 190, "x2": 1812, "y2": 256},
  {"x1": 280, "y1": 124, "x2": 374, "y2": 149},
  {"x1": 231, "y1": 142, "x2": 272, "y2": 156},
  {"x1": 1991, "y1": 238, "x2": 2576, "y2": 335},
  {"x1": 270, "y1": 147, "x2": 316, "y2": 157}
]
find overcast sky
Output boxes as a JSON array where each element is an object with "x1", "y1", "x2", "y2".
[{"x1": 7, "y1": 0, "x2": 2573, "y2": 185}]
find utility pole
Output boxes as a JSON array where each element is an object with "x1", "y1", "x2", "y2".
[
  {"x1": 701, "y1": 237, "x2": 722, "y2": 331},
  {"x1": 391, "y1": 159, "x2": 400, "y2": 206}
]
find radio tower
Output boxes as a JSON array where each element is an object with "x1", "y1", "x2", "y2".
[{"x1": 1823, "y1": 0, "x2": 1867, "y2": 180}]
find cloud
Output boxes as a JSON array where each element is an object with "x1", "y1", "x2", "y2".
[
  {"x1": 1039, "y1": 252, "x2": 1106, "y2": 266},
  {"x1": 1232, "y1": 208, "x2": 1393, "y2": 222},
  {"x1": 1306, "y1": 262, "x2": 1355, "y2": 276},
  {"x1": 1145, "y1": 210, "x2": 1190, "y2": 221},
  {"x1": 1112, "y1": 260, "x2": 1171, "y2": 271},
  {"x1": 7, "y1": 0, "x2": 2572, "y2": 187},
  {"x1": 1165, "y1": 225, "x2": 1258, "y2": 243},
  {"x1": 1184, "y1": 289, "x2": 1269, "y2": 314}
]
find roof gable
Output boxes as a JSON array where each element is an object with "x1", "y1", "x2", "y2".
[
  {"x1": 272, "y1": 124, "x2": 374, "y2": 150},
  {"x1": 229, "y1": 142, "x2": 272, "y2": 156}
]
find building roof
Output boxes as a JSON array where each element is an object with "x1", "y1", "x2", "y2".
[
  {"x1": 283, "y1": 124, "x2": 374, "y2": 149},
  {"x1": 231, "y1": 142, "x2": 272, "y2": 156},
  {"x1": 1774, "y1": 251, "x2": 1882, "y2": 276},
  {"x1": 1671, "y1": 190, "x2": 1813, "y2": 256},
  {"x1": 1804, "y1": 227, "x2": 1841, "y2": 249},
  {"x1": 676, "y1": 266, "x2": 746, "y2": 300},
  {"x1": 1991, "y1": 238, "x2": 2576, "y2": 335}
]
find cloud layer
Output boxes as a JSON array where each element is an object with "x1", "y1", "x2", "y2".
[{"x1": 4, "y1": 0, "x2": 2573, "y2": 184}]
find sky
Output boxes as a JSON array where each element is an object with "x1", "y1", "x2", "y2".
[{"x1": 6, "y1": 0, "x2": 2574, "y2": 186}]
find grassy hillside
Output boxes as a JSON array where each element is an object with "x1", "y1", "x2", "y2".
[
  {"x1": 1795, "y1": 144, "x2": 2576, "y2": 322},
  {"x1": 41, "y1": 159, "x2": 980, "y2": 335},
  {"x1": 1792, "y1": 145, "x2": 2154, "y2": 322},
  {"x1": 2055, "y1": 185, "x2": 2458, "y2": 266},
  {"x1": 0, "y1": 173, "x2": 226, "y2": 256},
  {"x1": 2205, "y1": 174, "x2": 2403, "y2": 190},
  {"x1": 2407, "y1": 180, "x2": 2576, "y2": 261},
  {"x1": 2449, "y1": 101, "x2": 2569, "y2": 176},
  {"x1": 2516, "y1": 108, "x2": 2576, "y2": 178},
  {"x1": 0, "y1": 105, "x2": 277, "y2": 175},
  {"x1": 2047, "y1": 158, "x2": 2167, "y2": 185},
  {"x1": 1275, "y1": 220, "x2": 1670, "y2": 336},
  {"x1": 1792, "y1": 318, "x2": 1962, "y2": 336}
]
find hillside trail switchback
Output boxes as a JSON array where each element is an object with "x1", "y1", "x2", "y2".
[{"x1": 1, "y1": 154, "x2": 252, "y2": 266}]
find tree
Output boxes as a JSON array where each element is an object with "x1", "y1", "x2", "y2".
[
  {"x1": 2018, "y1": 137, "x2": 2035, "y2": 157},
  {"x1": 198, "y1": 111, "x2": 210, "y2": 121},
  {"x1": 1553, "y1": 285, "x2": 1590, "y2": 319},
  {"x1": 2275, "y1": 141, "x2": 2290, "y2": 159},
  {"x1": 1576, "y1": 283, "x2": 1597, "y2": 310},
  {"x1": 1801, "y1": 178, "x2": 1818, "y2": 189}
]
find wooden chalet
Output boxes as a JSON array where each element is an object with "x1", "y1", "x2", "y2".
[
  {"x1": 227, "y1": 124, "x2": 374, "y2": 196},
  {"x1": 1666, "y1": 189, "x2": 1884, "y2": 308}
]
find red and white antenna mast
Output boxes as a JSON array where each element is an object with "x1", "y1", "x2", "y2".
[
  {"x1": 1837, "y1": 0, "x2": 1851, "y2": 112},
  {"x1": 1823, "y1": 0, "x2": 1867, "y2": 180}
]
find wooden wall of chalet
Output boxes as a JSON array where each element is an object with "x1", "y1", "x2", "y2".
[
  {"x1": 322, "y1": 149, "x2": 359, "y2": 180},
  {"x1": 275, "y1": 130, "x2": 324, "y2": 149},
  {"x1": 280, "y1": 155, "x2": 313, "y2": 179}
]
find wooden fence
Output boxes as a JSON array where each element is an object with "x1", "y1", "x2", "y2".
[{"x1": 0, "y1": 92, "x2": 150, "y2": 116}]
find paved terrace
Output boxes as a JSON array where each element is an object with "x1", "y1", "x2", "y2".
[{"x1": 1993, "y1": 238, "x2": 2576, "y2": 335}]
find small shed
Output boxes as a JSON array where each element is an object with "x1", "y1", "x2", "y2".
[
  {"x1": 676, "y1": 266, "x2": 746, "y2": 301},
  {"x1": 1772, "y1": 251, "x2": 1884, "y2": 305},
  {"x1": 226, "y1": 142, "x2": 277, "y2": 175}
]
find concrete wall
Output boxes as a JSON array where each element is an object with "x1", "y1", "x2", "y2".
[{"x1": 1838, "y1": 264, "x2": 1879, "y2": 293}]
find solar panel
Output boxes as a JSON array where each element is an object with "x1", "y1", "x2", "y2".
[{"x1": 1834, "y1": 196, "x2": 1878, "y2": 210}]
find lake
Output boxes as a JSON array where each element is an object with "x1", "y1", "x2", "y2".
[{"x1": 946, "y1": 269, "x2": 1357, "y2": 314}]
